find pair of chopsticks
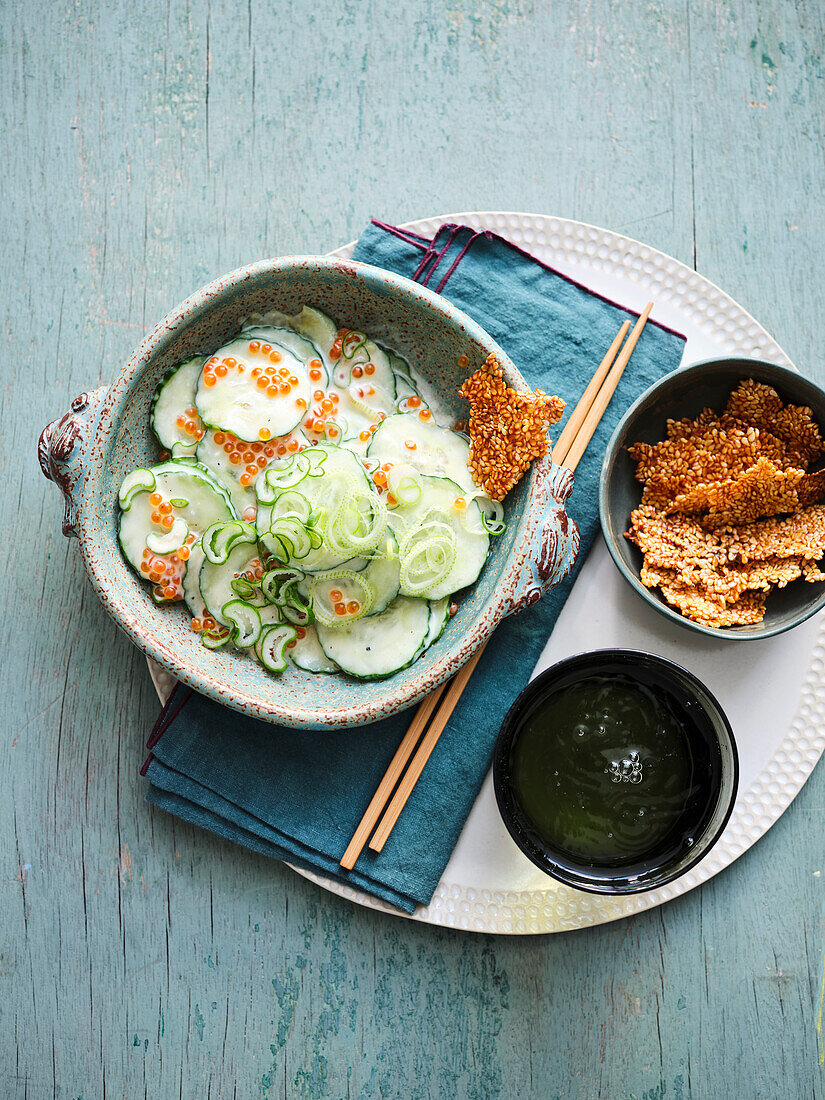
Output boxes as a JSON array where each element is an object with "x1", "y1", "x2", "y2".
[{"x1": 339, "y1": 302, "x2": 654, "y2": 871}]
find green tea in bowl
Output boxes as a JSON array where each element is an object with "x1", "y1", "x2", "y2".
[{"x1": 493, "y1": 651, "x2": 738, "y2": 895}]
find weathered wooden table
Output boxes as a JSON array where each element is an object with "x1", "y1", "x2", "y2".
[{"x1": 4, "y1": 2, "x2": 825, "y2": 1096}]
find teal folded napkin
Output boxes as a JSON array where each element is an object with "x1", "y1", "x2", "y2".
[{"x1": 145, "y1": 219, "x2": 687, "y2": 913}]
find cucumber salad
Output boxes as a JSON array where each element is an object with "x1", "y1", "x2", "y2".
[{"x1": 117, "y1": 307, "x2": 505, "y2": 680}]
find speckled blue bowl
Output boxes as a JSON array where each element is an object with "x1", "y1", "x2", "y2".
[{"x1": 40, "y1": 257, "x2": 579, "y2": 728}]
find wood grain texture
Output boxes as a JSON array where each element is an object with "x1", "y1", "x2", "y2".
[{"x1": 2, "y1": 0, "x2": 825, "y2": 1096}]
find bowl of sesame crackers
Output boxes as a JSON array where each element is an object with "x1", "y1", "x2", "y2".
[{"x1": 599, "y1": 358, "x2": 825, "y2": 640}]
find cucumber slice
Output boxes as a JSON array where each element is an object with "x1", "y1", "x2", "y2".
[
  {"x1": 392, "y1": 475, "x2": 489, "y2": 600},
  {"x1": 222, "y1": 599, "x2": 262, "y2": 648},
  {"x1": 361, "y1": 529, "x2": 401, "y2": 615},
  {"x1": 245, "y1": 306, "x2": 339, "y2": 371},
  {"x1": 288, "y1": 625, "x2": 338, "y2": 673},
  {"x1": 195, "y1": 337, "x2": 312, "y2": 442},
  {"x1": 386, "y1": 348, "x2": 419, "y2": 402},
  {"x1": 424, "y1": 597, "x2": 451, "y2": 649},
  {"x1": 332, "y1": 341, "x2": 397, "y2": 441},
  {"x1": 367, "y1": 413, "x2": 474, "y2": 493},
  {"x1": 241, "y1": 326, "x2": 329, "y2": 386},
  {"x1": 182, "y1": 541, "x2": 207, "y2": 617},
  {"x1": 151, "y1": 356, "x2": 206, "y2": 457},
  {"x1": 315, "y1": 596, "x2": 431, "y2": 680},
  {"x1": 199, "y1": 542, "x2": 264, "y2": 625},
  {"x1": 118, "y1": 460, "x2": 236, "y2": 573}
]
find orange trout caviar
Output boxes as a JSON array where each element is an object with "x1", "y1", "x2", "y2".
[
  {"x1": 364, "y1": 363, "x2": 375, "y2": 376},
  {"x1": 329, "y1": 589, "x2": 343, "y2": 602},
  {"x1": 259, "y1": 428, "x2": 271, "y2": 441},
  {"x1": 407, "y1": 395, "x2": 421, "y2": 408},
  {"x1": 419, "y1": 408, "x2": 432, "y2": 421},
  {"x1": 352, "y1": 366, "x2": 363, "y2": 378},
  {"x1": 346, "y1": 601, "x2": 360, "y2": 614},
  {"x1": 191, "y1": 618, "x2": 202, "y2": 632},
  {"x1": 334, "y1": 602, "x2": 347, "y2": 616}
]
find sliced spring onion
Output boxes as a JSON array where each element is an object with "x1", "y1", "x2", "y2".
[
  {"x1": 258, "y1": 624, "x2": 297, "y2": 673},
  {"x1": 325, "y1": 482, "x2": 388, "y2": 557},
  {"x1": 146, "y1": 516, "x2": 189, "y2": 554},
  {"x1": 230, "y1": 576, "x2": 259, "y2": 600},
  {"x1": 203, "y1": 520, "x2": 257, "y2": 564},
  {"x1": 341, "y1": 331, "x2": 367, "y2": 360},
  {"x1": 310, "y1": 570, "x2": 374, "y2": 626},
  {"x1": 222, "y1": 600, "x2": 263, "y2": 648},
  {"x1": 467, "y1": 492, "x2": 506, "y2": 535},
  {"x1": 399, "y1": 518, "x2": 457, "y2": 597},
  {"x1": 387, "y1": 464, "x2": 422, "y2": 505},
  {"x1": 261, "y1": 567, "x2": 304, "y2": 605},
  {"x1": 118, "y1": 468, "x2": 156, "y2": 509}
]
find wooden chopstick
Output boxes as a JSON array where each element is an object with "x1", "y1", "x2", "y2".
[
  {"x1": 338, "y1": 304, "x2": 654, "y2": 869},
  {"x1": 339, "y1": 680, "x2": 448, "y2": 870},
  {"x1": 560, "y1": 302, "x2": 653, "y2": 472},
  {"x1": 368, "y1": 642, "x2": 489, "y2": 853},
  {"x1": 551, "y1": 320, "x2": 630, "y2": 466}
]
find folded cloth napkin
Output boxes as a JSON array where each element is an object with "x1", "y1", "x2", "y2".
[{"x1": 145, "y1": 219, "x2": 687, "y2": 913}]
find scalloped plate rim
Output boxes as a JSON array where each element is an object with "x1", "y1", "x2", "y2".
[{"x1": 146, "y1": 210, "x2": 823, "y2": 934}]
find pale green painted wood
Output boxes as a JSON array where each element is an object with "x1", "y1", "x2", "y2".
[{"x1": 2, "y1": 1, "x2": 825, "y2": 1097}]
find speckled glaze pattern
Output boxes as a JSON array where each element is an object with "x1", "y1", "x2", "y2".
[{"x1": 39, "y1": 256, "x2": 579, "y2": 729}]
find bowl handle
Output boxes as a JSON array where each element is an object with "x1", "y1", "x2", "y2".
[
  {"x1": 38, "y1": 387, "x2": 108, "y2": 538},
  {"x1": 502, "y1": 461, "x2": 581, "y2": 617}
]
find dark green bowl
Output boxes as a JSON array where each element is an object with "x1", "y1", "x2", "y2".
[{"x1": 598, "y1": 358, "x2": 825, "y2": 640}]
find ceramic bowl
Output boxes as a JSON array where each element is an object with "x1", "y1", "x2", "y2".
[
  {"x1": 39, "y1": 256, "x2": 579, "y2": 729},
  {"x1": 599, "y1": 357, "x2": 825, "y2": 640},
  {"x1": 492, "y1": 649, "x2": 739, "y2": 894}
]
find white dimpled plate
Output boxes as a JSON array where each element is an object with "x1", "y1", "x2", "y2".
[{"x1": 148, "y1": 212, "x2": 821, "y2": 934}]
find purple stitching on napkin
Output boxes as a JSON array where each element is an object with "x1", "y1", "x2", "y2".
[
  {"x1": 434, "y1": 230, "x2": 485, "y2": 294},
  {"x1": 140, "y1": 683, "x2": 194, "y2": 776},
  {"x1": 369, "y1": 219, "x2": 429, "y2": 249},
  {"x1": 414, "y1": 224, "x2": 461, "y2": 286},
  {"x1": 369, "y1": 218, "x2": 686, "y2": 340}
]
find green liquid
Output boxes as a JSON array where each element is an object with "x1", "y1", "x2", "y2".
[{"x1": 510, "y1": 672, "x2": 721, "y2": 872}]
